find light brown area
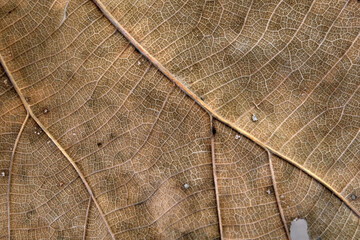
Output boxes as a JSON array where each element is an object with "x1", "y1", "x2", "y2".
[{"x1": 0, "y1": 0, "x2": 359, "y2": 239}]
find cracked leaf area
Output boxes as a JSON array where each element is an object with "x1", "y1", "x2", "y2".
[{"x1": 0, "y1": 0, "x2": 359, "y2": 239}]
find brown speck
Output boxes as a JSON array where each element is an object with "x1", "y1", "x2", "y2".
[
  {"x1": 25, "y1": 97, "x2": 30, "y2": 102},
  {"x1": 110, "y1": 133, "x2": 115, "y2": 139},
  {"x1": 59, "y1": 182, "x2": 64, "y2": 187},
  {"x1": 97, "y1": 142, "x2": 102, "y2": 147}
]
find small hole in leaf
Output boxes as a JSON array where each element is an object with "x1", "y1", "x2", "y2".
[
  {"x1": 1, "y1": 171, "x2": 5, "y2": 177},
  {"x1": 184, "y1": 183, "x2": 190, "y2": 189},
  {"x1": 97, "y1": 142, "x2": 102, "y2": 147},
  {"x1": 59, "y1": 182, "x2": 64, "y2": 187},
  {"x1": 43, "y1": 108, "x2": 49, "y2": 114},
  {"x1": 34, "y1": 127, "x2": 41, "y2": 135},
  {"x1": 350, "y1": 194, "x2": 357, "y2": 200},
  {"x1": 251, "y1": 113, "x2": 258, "y2": 122}
]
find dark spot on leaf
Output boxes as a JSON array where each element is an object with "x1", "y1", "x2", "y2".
[
  {"x1": 109, "y1": 133, "x2": 116, "y2": 139},
  {"x1": 212, "y1": 127, "x2": 216, "y2": 135},
  {"x1": 97, "y1": 142, "x2": 102, "y2": 147}
]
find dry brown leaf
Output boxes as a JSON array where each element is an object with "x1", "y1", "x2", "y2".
[{"x1": 0, "y1": 0, "x2": 359, "y2": 239}]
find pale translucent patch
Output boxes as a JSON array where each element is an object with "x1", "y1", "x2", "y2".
[
  {"x1": 251, "y1": 113, "x2": 258, "y2": 122},
  {"x1": 59, "y1": 0, "x2": 70, "y2": 26},
  {"x1": 290, "y1": 218, "x2": 310, "y2": 240}
]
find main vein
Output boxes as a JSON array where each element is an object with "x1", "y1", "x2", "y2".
[{"x1": 90, "y1": 0, "x2": 360, "y2": 218}]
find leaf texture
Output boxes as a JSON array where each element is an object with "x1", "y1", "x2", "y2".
[{"x1": 0, "y1": 0, "x2": 359, "y2": 239}]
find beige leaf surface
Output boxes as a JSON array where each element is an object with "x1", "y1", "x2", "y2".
[{"x1": 0, "y1": 0, "x2": 359, "y2": 239}]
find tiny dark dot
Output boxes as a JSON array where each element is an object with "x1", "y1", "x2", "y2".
[
  {"x1": 212, "y1": 127, "x2": 216, "y2": 135},
  {"x1": 8, "y1": 11, "x2": 12, "y2": 14},
  {"x1": 200, "y1": 96, "x2": 204, "y2": 101},
  {"x1": 97, "y1": 142, "x2": 102, "y2": 147}
]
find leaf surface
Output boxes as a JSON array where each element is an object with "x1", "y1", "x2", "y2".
[{"x1": 0, "y1": 0, "x2": 359, "y2": 239}]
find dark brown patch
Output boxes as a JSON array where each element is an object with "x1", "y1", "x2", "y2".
[
  {"x1": 212, "y1": 126, "x2": 216, "y2": 135},
  {"x1": 109, "y1": 132, "x2": 116, "y2": 139}
]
